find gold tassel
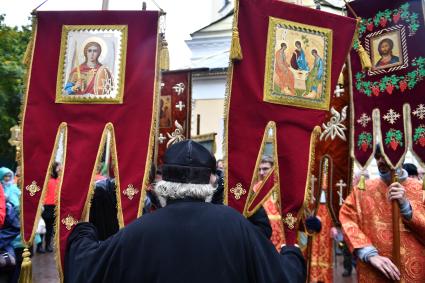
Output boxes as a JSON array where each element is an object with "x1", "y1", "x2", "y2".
[
  {"x1": 356, "y1": 44, "x2": 372, "y2": 71},
  {"x1": 353, "y1": 17, "x2": 371, "y2": 71},
  {"x1": 18, "y1": 248, "x2": 32, "y2": 283},
  {"x1": 230, "y1": 27, "x2": 243, "y2": 61},
  {"x1": 230, "y1": 0, "x2": 243, "y2": 61},
  {"x1": 358, "y1": 175, "x2": 366, "y2": 190},
  {"x1": 159, "y1": 33, "x2": 169, "y2": 71}
]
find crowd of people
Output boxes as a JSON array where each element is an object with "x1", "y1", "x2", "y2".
[
  {"x1": 0, "y1": 140, "x2": 424, "y2": 282},
  {"x1": 0, "y1": 163, "x2": 61, "y2": 283}
]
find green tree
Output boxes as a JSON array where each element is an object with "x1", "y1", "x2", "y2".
[{"x1": 0, "y1": 14, "x2": 31, "y2": 168}]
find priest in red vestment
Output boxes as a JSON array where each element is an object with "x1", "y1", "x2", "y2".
[{"x1": 340, "y1": 147, "x2": 425, "y2": 282}]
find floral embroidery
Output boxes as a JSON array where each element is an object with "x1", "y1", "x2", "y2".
[
  {"x1": 355, "y1": 57, "x2": 425, "y2": 97},
  {"x1": 385, "y1": 128, "x2": 403, "y2": 151},
  {"x1": 357, "y1": 132, "x2": 373, "y2": 152},
  {"x1": 413, "y1": 125, "x2": 425, "y2": 147},
  {"x1": 320, "y1": 106, "x2": 347, "y2": 141}
]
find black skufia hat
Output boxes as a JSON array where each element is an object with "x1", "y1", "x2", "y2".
[{"x1": 162, "y1": 140, "x2": 216, "y2": 184}]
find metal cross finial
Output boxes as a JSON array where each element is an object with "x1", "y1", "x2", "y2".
[{"x1": 336, "y1": 179, "x2": 347, "y2": 206}]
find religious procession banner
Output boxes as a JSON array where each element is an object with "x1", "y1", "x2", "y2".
[
  {"x1": 157, "y1": 70, "x2": 192, "y2": 165},
  {"x1": 350, "y1": 0, "x2": 425, "y2": 172},
  {"x1": 225, "y1": 0, "x2": 356, "y2": 245},
  {"x1": 307, "y1": 65, "x2": 353, "y2": 283},
  {"x1": 20, "y1": 11, "x2": 159, "y2": 278}
]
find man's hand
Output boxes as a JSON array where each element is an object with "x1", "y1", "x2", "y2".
[
  {"x1": 388, "y1": 182, "x2": 408, "y2": 206},
  {"x1": 369, "y1": 255, "x2": 400, "y2": 281}
]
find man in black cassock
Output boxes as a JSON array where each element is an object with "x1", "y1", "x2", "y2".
[{"x1": 65, "y1": 140, "x2": 306, "y2": 283}]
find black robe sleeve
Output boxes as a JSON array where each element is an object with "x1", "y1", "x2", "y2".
[
  {"x1": 244, "y1": 220, "x2": 306, "y2": 283},
  {"x1": 65, "y1": 222, "x2": 123, "y2": 283}
]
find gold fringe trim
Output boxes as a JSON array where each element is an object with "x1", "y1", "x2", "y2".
[
  {"x1": 230, "y1": 0, "x2": 243, "y2": 61},
  {"x1": 137, "y1": 18, "x2": 162, "y2": 217},
  {"x1": 243, "y1": 121, "x2": 280, "y2": 217},
  {"x1": 18, "y1": 248, "x2": 32, "y2": 283},
  {"x1": 22, "y1": 14, "x2": 37, "y2": 66}
]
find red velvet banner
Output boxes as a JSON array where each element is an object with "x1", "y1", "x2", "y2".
[
  {"x1": 309, "y1": 65, "x2": 352, "y2": 225},
  {"x1": 225, "y1": 0, "x2": 356, "y2": 244},
  {"x1": 20, "y1": 11, "x2": 159, "y2": 272},
  {"x1": 349, "y1": 0, "x2": 425, "y2": 169},
  {"x1": 157, "y1": 70, "x2": 191, "y2": 165}
]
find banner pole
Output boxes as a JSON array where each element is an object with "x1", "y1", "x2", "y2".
[{"x1": 390, "y1": 169, "x2": 401, "y2": 282}]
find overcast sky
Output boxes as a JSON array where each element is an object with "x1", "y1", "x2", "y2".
[{"x1": 0, "y1": 0, "x2": 218, "y2": 69}]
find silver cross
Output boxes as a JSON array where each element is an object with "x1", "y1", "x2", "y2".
[{"x1": 336, "y1": 179, "x2": 347, "y2": 206}]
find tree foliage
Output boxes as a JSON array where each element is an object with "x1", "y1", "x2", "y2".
[{"x1": 0, "y1": 14, "x2": 31, "y2": 168}]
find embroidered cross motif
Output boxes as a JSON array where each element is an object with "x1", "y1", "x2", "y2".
[
  {"x1": 284, "y1": 213, "x2": 297, "y2": 229},
  {"x1": 61, "y1": 215, "x2": 78, "y2": 230},
  {"x1": 230, "y1": 183, "x2": 246, "y2": 200},
  {"x1": 383, "y1": 109, "x2": 401, "y2": 124},
  {"x1": 158, "y1": 133, "x2": 167, "y2": 144},
  {"x1": 175, "y1": 101, "x2": 186, "y2": 111},
  {"x1": 334, "y1": 85, "x2": 344, "y2": 97},
  {"x1": 25, "y1": 181, "x2": 40, "y2": 197},
  {"x1": 123, "y1": 184, "x2": 139, "y2": 200},
  {"x1": 357, "y1": 113, "x2": 371, "y2": 127},
  {"x1": 413, "y1": 104, "x2": 425, "y2": 120},
  {"x1": 336, "y1": 179, "x2": 347, "y2": 206},
  {"x1": 172, "y1": 83, "x2": 185, "y2": 95}
]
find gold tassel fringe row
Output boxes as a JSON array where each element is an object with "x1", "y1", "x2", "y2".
[{"x1": 18, "y1": 248, "x2": 32, "y2": 283}]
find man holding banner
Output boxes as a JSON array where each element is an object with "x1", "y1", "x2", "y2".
[{"x1": 340, "y1": 146, "x2": 425, "y2": 282}]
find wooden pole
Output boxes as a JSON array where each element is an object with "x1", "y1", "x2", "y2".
[
  {"x1": 390, "y1": 169, "x2": 401, "y2": 282},
  {"x1": 102, "y1": 0, "x2": 109, "y2": 10}
]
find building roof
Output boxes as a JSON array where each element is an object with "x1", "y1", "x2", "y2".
[{"x1": 190, "y1": 10, "x2": 233, "y2": 37}]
